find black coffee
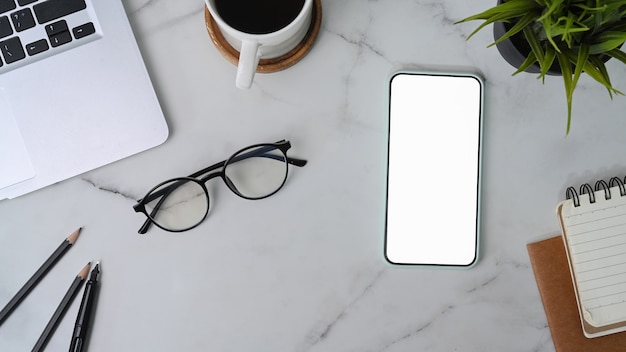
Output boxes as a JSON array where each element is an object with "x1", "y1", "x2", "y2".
[{"x1": 215, "y1": 0, "x2": 305, "y2": 35}]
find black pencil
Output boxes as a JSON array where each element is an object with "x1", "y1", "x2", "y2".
[
  {"x1": 31, "y1": 263, "x2": 91, "y2": 352},
  {"x1": 0, "y1": 228, "x2": 82, "y2": 326}
]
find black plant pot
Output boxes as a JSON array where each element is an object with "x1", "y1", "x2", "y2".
[{"x1": 492, "y1": 20, "x2": 562, "y2": 76}]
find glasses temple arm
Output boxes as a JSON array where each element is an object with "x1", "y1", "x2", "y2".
[
  {"x1": 138, "y1": 216, "x2": 153, "y2": 234},
  {"x1": 191, "y1": 143, "x2": 306, "y2": 179},
  {"x1": 136, "y1": 182, "x2": 179, "y2": 234},
  {"x1": 287, "y1": 157, "x2": 307, "y2": 167},
  {"x1": 228, "y1": 145, "x2": 308, "y2": 167}
]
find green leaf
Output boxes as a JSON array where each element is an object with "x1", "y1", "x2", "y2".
[
  {"x1": 542, "y1": 13, "x2": 561, "y2": 52},
  {"x1": 606, "y1": 0, "x2": 626, "y2": 5},
  {"x1": 512, "y1": 52, "x2": 540, "y2": 75},
  {"x1": 524, "y1": 25, "x2": 545, "y2": 63},
  {"x1": 537, "y1": 0, "x2": 564, "y2": 22},
  {"x1": 589, "y1": 38, "x2": 626, "y2": 54},
  {"x1": 456, "y1": 1, "x2": 539, "y2": 23},
  {"x1": 464, "y1": 12, "x2": 520, "y2": 41},
  {"x1": 607, "y1": 48, "x2": 626, "y2": 64},
  {"x1": 587, "y1": 55, "x2": 624, "y2": 96},
  {"x1": 556, "y1": 51, "x2": 574, "y2": 134},
  {"x1": 566, "y1": 50, "x2": 623, "y2": 98},
  {"x1": 539, "y1": 45, "x2": 557, "y2": 81},
  {"x1": 490, "y1": 11, "x2": 541, "y2": 46},
  {"x1": 574, "y1": 4, "x2": 607, "y2": 11},
  {"x1": 572, "y1": 43, "x2": 589, "y2": 94},
  {"x1": 589, "y1": 31, "x2": 626, "y2": 54},
  {"x1": 592, "y1": 31, "x2": 626, "y2": 42}
]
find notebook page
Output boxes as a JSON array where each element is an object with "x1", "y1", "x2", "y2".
[
  {"x1": 561, "y1": 187, "x2": 626, "y2": 327},
  {"x1": 0, "y1": 91, "x2": 34, "y2": 190}
]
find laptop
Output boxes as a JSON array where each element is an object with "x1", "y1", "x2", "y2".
[{"x1": 0, "y1": 0, "x2": 169, "y2": 200}]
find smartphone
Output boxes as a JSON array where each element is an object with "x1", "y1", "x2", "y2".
[{"x1": 384, "y1": 71, "x2": 483, "y2": 267}]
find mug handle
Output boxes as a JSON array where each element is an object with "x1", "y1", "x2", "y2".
[{"x1": 236, "y1": 40, "x2": 261, "y2": 89}]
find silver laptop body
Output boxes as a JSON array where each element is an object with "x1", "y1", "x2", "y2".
[{"x1": 0, "y1": 0, "x2": 169, "y2": 199}]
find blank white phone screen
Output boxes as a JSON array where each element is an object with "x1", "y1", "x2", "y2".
[{"x1": 385, "y1": 72, "x2": 483, "y2": 267}]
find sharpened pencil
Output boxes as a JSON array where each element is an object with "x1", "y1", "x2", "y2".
[
  {"x1": 0, "y1": 228, "x2": 82, "y2": 326},
  {"x1": 31, "y1": 263, "x2": 91, "y2": 352}
]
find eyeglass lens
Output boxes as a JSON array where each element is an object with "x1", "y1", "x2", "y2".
[
  {"x1": 224, "y1": 145, "x2": 288, "y2": 199},
  {"x1": 145, "y1": 179, "x2": 209, "y2": 232}
]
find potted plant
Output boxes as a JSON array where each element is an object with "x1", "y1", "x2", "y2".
[{"x1": 457, "y1": 0, "x2": 626, "y2": 134}]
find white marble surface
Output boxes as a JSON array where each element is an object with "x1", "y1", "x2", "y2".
[{"x1": 2, "y1": 0, "x2": 626, "y2": 351}]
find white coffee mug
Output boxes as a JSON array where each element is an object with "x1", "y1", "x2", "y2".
[{"x1": 205, "y1": 0, "x2": 313, "y2": 89}]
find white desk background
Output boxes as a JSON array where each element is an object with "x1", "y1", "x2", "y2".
[{"x1": 2, "y1": 1, "x2": 626, "y2": 351}]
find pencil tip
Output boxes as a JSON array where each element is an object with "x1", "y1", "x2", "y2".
[
  {"x1": 78, "y1": 263, "x2": 91, "y2": 279},
  {"x1": 67, "y1": 228, "x2": 82, "y2": 245}
]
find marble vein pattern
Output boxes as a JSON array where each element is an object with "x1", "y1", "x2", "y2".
[{"x1": 3, "y1": 0, "x2": 626, "y2": 351}]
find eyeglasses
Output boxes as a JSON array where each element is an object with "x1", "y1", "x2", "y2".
[{"x1": 133, "y1": 140, "x2": 307, "y2": 234}]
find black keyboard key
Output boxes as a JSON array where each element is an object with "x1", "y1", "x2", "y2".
[
  {"x1": 0, "y1": 0, "x2": 15, "y2": 15},
  {"x1": 11, "y1": 8, "x2": 35, "y2": 32},
  {"x1": 25, "y1": 38, "x2": 47, "y2": 55},
  {"x1": 17, "y1": 0, "x2": 37, "y2": 5},
  {"x1": 46, "y1": 20, "x2": 72, "y2": 47},
  {"x1": 45, "y1": 19, "x2": 67, "y2": 35},
  {"x1": 0, "y1": 15, "x2": 11, "y2": 38},
  {"x1": 33, "y1": 0, "x2": 85, "y2": 24},
  {"x1": 49, "y1": 30, "x2": 70, "y2": 47},
  {"x1": 0, "y1": 36, "x2": 25, "y2": 64},
  {"x1": 72, "y1": 22, "x2": 93, "y2": 39}
]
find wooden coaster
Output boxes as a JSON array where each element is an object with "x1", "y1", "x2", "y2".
[{"x1": 204, "y1": 0, "x2": 322, "y2": 73}]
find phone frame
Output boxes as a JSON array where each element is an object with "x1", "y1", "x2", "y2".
[{"x1": 384, "y1": 70, "x2": 484, "y2": 268}]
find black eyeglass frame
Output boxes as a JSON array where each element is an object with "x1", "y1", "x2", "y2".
[{"x1": 133, "y1": 140, "x2": 307, "y2": 234}]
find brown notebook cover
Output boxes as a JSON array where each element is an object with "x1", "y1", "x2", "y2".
[{"x1": 527, "y1": 236, "x2": 626, "y2": 351}]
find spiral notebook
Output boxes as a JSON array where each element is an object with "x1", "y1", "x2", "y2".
[
  {"x1": 527, "y1": 236, "x2": 626, "y2": 351},
  {"x1": 557, "y1": 176, "x2": 626, "y2": 338}
]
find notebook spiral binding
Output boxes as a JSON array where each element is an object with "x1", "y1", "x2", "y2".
[{"x1": 566, "y1": 176, "x2": 626, "y2": 207}]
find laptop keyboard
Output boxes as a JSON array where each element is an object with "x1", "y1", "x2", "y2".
[{"x1": 0, "y1": 0, "x2": 100, "y2": 74}]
